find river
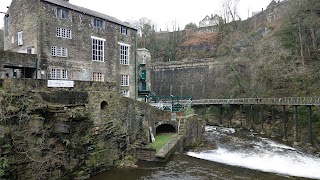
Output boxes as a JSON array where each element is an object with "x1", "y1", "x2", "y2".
[{"x1": 90, "y1": 126, "x2": 320, "y2": 180}]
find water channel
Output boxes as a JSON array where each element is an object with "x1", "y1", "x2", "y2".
[{"x1": 90, "y1": 126, "x2": 320, "y2": 180}]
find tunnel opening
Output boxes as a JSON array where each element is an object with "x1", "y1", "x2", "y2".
[
  {"x1": 156, "y1": 124, "x2": 176, "y2": 135},
  {"x1": 101, "y1": 101, "x2": 108, "y2": 110}
]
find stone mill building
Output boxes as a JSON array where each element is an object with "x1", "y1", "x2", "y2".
[{"x1": 3, "y1": 0, "x2": 142, "y2": 98}]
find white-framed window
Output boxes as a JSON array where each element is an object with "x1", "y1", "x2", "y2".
[
  {"x1": 92, "y1": 72, "x2": 104, "y2": 82},
  {"x1": 119, "y1": 44, "x2": 130, "y2": 65},
  {"x1": 17, "y1": 31, "x2": 23, "y2": 46},
  {"x1": 56, "y1": 27, "x2": 72, "y2": 39},
  {"x1": 121, "y1": 75, "x2": 129, "y2": 86},
  {"x1": 57, "y1": 8, "x2": 69, "y2": 20},
  {"x1": 93, "y1": 18, "x2": 103, "y2": 28},
  {"x1": 122, "y1": 90, "x2": 129, "y2": 97},
  {"x1": 51, "y1": 46, "x2": 68, "y2": 57},
  {"x1": 120, "y1": 26, "x2": 127, "y2": 35},
  {"x1": 51, "y1": 69, "x2": 68, "y2": 79},
  {"x1": 91, "y1": 36, "x2": 106, "y2": 62}
]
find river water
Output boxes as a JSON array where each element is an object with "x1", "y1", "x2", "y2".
[{"x1": 90, "y1": 126, "x2": 320, "y2": 180}]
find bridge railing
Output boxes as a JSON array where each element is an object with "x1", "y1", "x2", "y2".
[{"x1": 180, "y1": 97, "x2": 320, "y2": 106}]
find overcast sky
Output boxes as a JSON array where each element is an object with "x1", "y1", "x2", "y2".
[{"x1": 0, "y1": 0, "x2": 274, "y2": 30}]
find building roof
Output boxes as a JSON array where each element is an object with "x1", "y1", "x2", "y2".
[
  {"x1": 267, "y1": 0, "x2": 277, "y2": 9},
  {"x1": 42, "y1": 0, "x2": 136, "y2": 30}
]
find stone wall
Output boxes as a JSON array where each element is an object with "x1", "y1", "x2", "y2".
[
  {"x1": 150, "y1": 59, "x2": 243, "y2": 99},
  {"x1": 0, "y1": 79, "x2": 171, "y2": 179},
  {"x1": 4, "y1": 0, "x2": 137, "y2": 98}
]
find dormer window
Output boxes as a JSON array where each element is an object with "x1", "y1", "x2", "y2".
[
  {"x1": 93, "y1": 18, "x2": 103, "y2": 28},
  {"x1": 57, "y1": 7, "x2": 69, "y2": 20},
  {"x1": 120, "y1": 26, "x2": 127, "y2": 35}
]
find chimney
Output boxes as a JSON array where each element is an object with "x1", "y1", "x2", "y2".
[
  {"x1": 211, "y1": 14, "x2": 213, "y2": 19},
  {"x1": 62, "y1": 0, "x2": 69, "y2": 2}
]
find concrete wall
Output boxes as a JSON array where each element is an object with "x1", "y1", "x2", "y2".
[{"x1": 150, "y1": 60, "x2": 242, "y2": 99}]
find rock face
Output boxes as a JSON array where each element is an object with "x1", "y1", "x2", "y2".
[{"x1": 0, "y1": 80, "x2": 171, "y2": 179}]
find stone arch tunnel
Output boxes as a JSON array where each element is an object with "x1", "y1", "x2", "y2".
[{"x1": 155, "y1": 122, "x2": 177, "y2": 135}]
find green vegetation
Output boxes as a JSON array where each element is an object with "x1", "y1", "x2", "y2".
[{"x1": 150, "y1": 133, "x2": 174, "y2": 151}]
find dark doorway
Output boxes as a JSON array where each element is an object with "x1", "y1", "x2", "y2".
[{"x1": 156, "y1": 124, "x2": 176, "y2": 135}]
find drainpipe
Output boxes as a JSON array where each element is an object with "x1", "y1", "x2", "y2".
[
  {"x1": 134, "y1": 31, "x2": 137, "y2": 100},
  {"x1": 35, "y1": 58, "x2": 38, "y2": 79}
]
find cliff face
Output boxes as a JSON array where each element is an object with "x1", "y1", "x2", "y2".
[
  {"x1": 0, "y1": 79, "x2": 170, "y2": 179},
  {"x1": 150, "y1": 0, "x2": 320, "y2": 151}
]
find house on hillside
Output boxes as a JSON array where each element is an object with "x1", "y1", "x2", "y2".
[
  {"x1": 3, "y1": 0, "x2": 138, "y2": 98},
  {"x1": 199, "y1": 14, "x2": 221, "y2": 28}
]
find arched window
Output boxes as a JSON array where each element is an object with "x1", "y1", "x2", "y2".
[{"x1": 101, "y1": 101, "x2": 108, "y2": 110}]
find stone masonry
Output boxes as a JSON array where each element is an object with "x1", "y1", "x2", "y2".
[{"x1": 3, "y1": 0, "x2": 137, "y2": 98}]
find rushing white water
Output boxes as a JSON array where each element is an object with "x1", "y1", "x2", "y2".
[{"x1": 188, "y1": 127, "x2": 320, "y2": 179}]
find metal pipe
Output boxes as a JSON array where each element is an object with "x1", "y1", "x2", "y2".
[
  {"x1": 308, "y1": 106, "x2": 313, "y2": 145},
  {"x1": 261, "y1": 105, "x2": 265, "y2": 134},
  {"x1": 282, "y1": 105, "x2": 287, "y2": 141},
  {"x1": 219, "y1": 105, "x2": 223, "y2": 125},
  {"x1": 250, "y1": 105, "x2": 254, "y2": 131},
  {"x1": 294, "y1": 105, "x2": 299, "y2": 145},
  {"x1": 271, "y1": 105, "x2": 276, "y2": 137}
]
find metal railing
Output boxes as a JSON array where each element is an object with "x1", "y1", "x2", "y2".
[{"x1": 179, "y1": 97, "x2": 320, "y2": 106}]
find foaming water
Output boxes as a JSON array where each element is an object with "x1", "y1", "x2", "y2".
[{"x1": 188, "y1": 127, "x2": 320, "y2": 180}]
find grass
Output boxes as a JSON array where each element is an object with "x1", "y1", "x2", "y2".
[{"x1": 150, "y1": 133, "x2": 174, "y2": 151}]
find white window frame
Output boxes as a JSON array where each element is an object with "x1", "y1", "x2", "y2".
[
  {"x1": 121, "y1": 75, "x2": 129, "y2": 86},
  {"x1": 51, "y1": 46, "x2": 68, "y2": 57},
  {"x1": 119, "y1": 43, "x2": 130, "y2": 65},
  {"x1": 57, "y1": 8, "x2": 69, "y2": 20},
  {"x1": 56, "y1": 27, "x2": 72, "y2": 39},
  {"x1": 51, "y1": 68, "x2": 68, "y2": 79},
  {"x1": 122, "y1": 90, "x2": 129, "y2": 97},
  {"x1": 92, "y1": 72, "x2": 104, "y2": 82},
  {"x1": 91, "y1": 36, "x2": 106, "y2": 62},
  {"x1": 17, "y1": 31, "x2": 23, "y2": 46}
]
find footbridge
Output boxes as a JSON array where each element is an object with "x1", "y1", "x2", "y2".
[
  {"x1": 180, "y1": 97, "x2": 320, "y2": 106},
  {"x1": 178, "y1": 97, "x2": 320, "y2": 146}
]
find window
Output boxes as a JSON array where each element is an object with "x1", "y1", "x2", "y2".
[
  {"x1": 93, "y1": 72, "x2": 104, "y2": 82},
  {"x1": 122, "y1": 90, "x2": 129, "y2": 97},
  {"x1": 51, "y1": 46, "x2": 68, "y2": 57},
  {"x1": 57, "y1": 8, "x2": 69, "y2": 20},
  {"x1": 93, "y1": 18, "x2": 103, "y2": 28},
  {"x1": 142, "y1": 55, "x2": 147, "y2": 64},
  {"x1": 56, "y1": 27, "x2": 72, "y2": 39},
  {"x1": 120, "y1": 26, "x2": 127, "y2": 35},
  {"x1": 17, "y1": 31, "x2": 23, "y2": 46},
  {"x1": 121, "y1": 75, "x2": 129, "y2": 86},
  {"x1": 91, "y1": 36, "x2": 106, "y2": 62},
  {"x1": 120, "y1": 44, "x2": 130, "y2": 65},
  {"x1": 51, "y1": 69, "x2": 68, "y2": 79},
  {"x1": 27, "y1": 48, "x2": 34, "y2": 54}
]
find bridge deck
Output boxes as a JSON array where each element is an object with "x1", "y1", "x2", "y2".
[{"x1": 180, "y1": 97, "x2": 320, "y2": 106}]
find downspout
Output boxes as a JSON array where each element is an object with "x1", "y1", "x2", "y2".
[
  {"x1": 35, "y1": 58, "x2": 38, "y2": 79},
  {"x1": 134, "y1": 30, "x2": 137, "y2": 100}
]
